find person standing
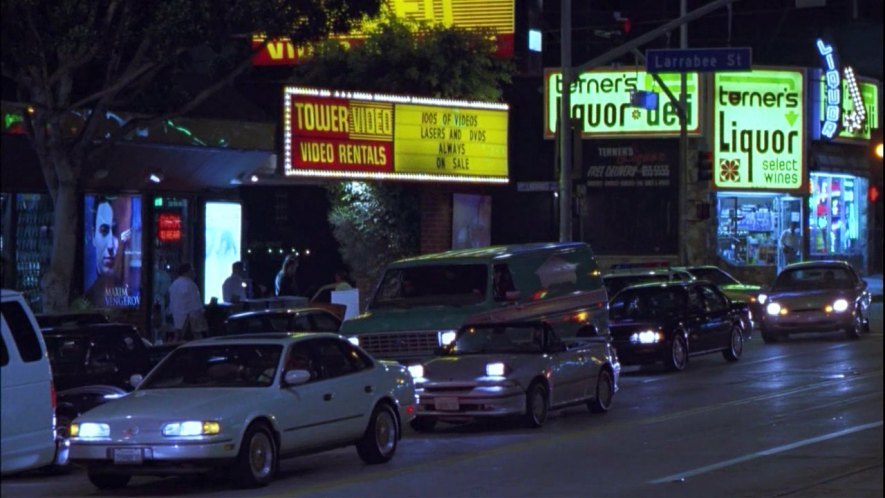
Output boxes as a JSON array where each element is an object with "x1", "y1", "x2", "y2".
[
  {"x1": 779, "y1": 221, "x2": 800, "y2": 265},
  {"x1": 222, "y1": 261, "x2": 251, "y2": 303},
  {"x1": 168, "y1": 263, "x2": 207, "y2": 342},
  {"x1": 275, "y1": 254, "x2": 301, "y2": 296}
]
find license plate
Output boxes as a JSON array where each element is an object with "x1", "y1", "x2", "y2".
[
  {"x1": 113, "y1": 448, "x2": 143, "y2": 465},
  {"x1": 434, "y1": 397, "x2": 460, "y2": 411}
]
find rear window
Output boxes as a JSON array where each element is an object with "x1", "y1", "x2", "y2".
[
  {"x1": 1, "y1": 301, "x2": 44, "y2": 362},
  {"x1": 43, "y1": 335, "x2": 89, "y2": 374},
  {"x1": 773, "y1": 267, "x2": 856, "y2": 291}
]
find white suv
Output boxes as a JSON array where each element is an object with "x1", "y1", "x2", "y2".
[{"x1": 1, "y1": 289, "x2": 65, "y2": 474}]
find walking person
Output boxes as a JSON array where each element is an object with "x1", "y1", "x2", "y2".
[
  {"x1": 168, "y1": 263, "x2": 208, "y2": 342},
  {"x1": 275, "y1": 254, "x2": 301, "y2": 296}
]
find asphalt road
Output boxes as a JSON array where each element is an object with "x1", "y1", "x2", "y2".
[{"x1": 4, "y1": 303, "x2": 882, "y2": 498}]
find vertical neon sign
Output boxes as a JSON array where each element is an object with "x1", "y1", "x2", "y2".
[{"x1": 816, "y1": 39, "x2": 841, "y2": 140}]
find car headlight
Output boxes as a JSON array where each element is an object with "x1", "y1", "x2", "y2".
[
  {"x1": 486, "y1": 362, "x2": 507, "y2": 377},
  {"x1": 438, "y1": 330, "x2": 457, "y2": 345},
  {"x1": 347, "y1": 336, "x2": 360, "y2": 346},
  {"x1": 766, "y1": 302, "x2": 787, "y2": 315},
  {"x1": 71, "y1": 422, "x2": 109, "y2": 438},
  {"x1": 629, "y1": 330, "x2": 663, "y2": 344},
  {"x1": 758, "y1": 293, "x2": 768, "y2": 305},
  {"x1": 161, "y1": 421, "x2": 221, "y2": 437},
  {"x1": 407, "y1": 364, "x2": 425, "y2": 379},
  {"x1": 831, "y1": 298, "x2": 849, "y2": 312}
]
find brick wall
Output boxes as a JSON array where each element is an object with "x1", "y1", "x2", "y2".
[{"x1": 420, "y1": 189, "x2": 452, "y2": 254}]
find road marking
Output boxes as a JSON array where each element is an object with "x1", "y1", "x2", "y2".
[{"x1": 649, "y1": 420, "x2": 884, "y2": 484}]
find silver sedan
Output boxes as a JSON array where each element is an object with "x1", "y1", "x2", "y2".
[{"x1": 408, "y1": 321, "x2": 620, "y2": 430}]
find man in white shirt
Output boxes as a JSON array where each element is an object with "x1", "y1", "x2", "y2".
[
  {"x1": 168, "y1": 263, "x2": 206, "y2": 342},
  {"x1": 222, "y1": 261, "x2": 251, "y2": 303},
  {"x1": 779, "y1": 221, "x2": 800, "y2": 265}
]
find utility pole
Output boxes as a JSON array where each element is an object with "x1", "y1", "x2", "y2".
[
  {"x1": 679, "y1": 0, "x2": 689, "y2": 264},
  {"x1": 559, "y1": 0, "x2": 573, "y2": 242}
]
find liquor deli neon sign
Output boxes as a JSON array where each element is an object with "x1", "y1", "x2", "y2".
[{"x1": 816, "y1": 38, "x2": 866, "y2": 140}]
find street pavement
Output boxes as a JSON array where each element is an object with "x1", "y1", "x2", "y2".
[{"x1": 865, "y1": 274, "x2": 883, "y2": 302}]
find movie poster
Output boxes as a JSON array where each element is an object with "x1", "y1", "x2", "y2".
[
  {"x1": 452, "y1": 194, "x2": 491, "y2": 249},
  {"x1": 83, "y1": 194, "x2": 142, "y2": 308},
  {"x1": 204, "y1": 202, "x2": 242, "y2": 304}
]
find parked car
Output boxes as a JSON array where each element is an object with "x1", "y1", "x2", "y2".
[
  {"x1": 408, "y1": 321, "x2": 620, "y2": 430},
  {"x1": 41, "y1": 323, "x2": 176, "y2": 437},
  {"x1": 757, "y1": 260, "x2": 872, "y2": 343},
  {"x1": 221, "y1": 307, "x2": 342, "y2": 336},
  {"x1": 676, "y1": 265, "x2": 761, "y2": 337},
  {"x1": 69, "y1": 333, "x2": 415, "y2": 489},
  {"x1": 341, "y1": 242, "x2": 610, "y2": 363},
  {"x1": 602, "y1": 263, "x2": 695, "y2": 298},
  {"x1": 607, "y1": 281, "x2": 745, "y2": 371},
  {"x1": 1, "y1": 289, "x2": 67, "y2": 475}
]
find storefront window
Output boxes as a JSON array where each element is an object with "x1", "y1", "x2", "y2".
[
  {"x1": 717, "y1": 193, "x2": 800, "y2": 267},
  {"x1": 152, "y1": 197, "x2": 190, "y2": 341},
  {"x1": 808, "y1": 173, "x2": 868, "y2": 257},
  {"x1": 15, "y1": 194, "x2": 53, "y2": 312}
]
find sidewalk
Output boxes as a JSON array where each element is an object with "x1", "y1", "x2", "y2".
[{"x1": 864, "y1": 274, "x2": 883, "y2": 302}]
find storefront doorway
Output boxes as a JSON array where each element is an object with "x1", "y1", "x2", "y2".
[{"x1": 777, "y1": 196, "x2": 804, "y2": 272}]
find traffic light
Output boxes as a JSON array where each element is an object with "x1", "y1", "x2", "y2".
[{"x1": 697, "y1": 151, "x2": 714, "y2": 182}]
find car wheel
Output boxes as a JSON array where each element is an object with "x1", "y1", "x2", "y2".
[
  {"x1": 846, "y1": 311, "x2": 863, "y2": 339},
  {"x1": 664, "y1": 335, "x2": 688, "y2": 371},
  {"x1": 357, "y1": 403, "x2": 399, "y2": 464},
  {"x1": 588, "y1": 369, "x2": 614, "y2": 414},
  {"x1": 410, "y1": 417, "x2": 437, "y2": 432},
  {"x1": 722, "y1": 325, "x2": 743, "y2": 362},
  {"x1": 524, "y1": 381, "x2": 549, "y2": 428},
  {"x1": 232, "y1": 422, "x2": 277, "y2": 488},
  {"x1": 87, "y1": 471, "x2": 131, "y2": 490}
]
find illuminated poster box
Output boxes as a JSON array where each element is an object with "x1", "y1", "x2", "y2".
[
  {"x1": 543, "y1": 68, "x2": 701, "y2": 139},
  {"x1": 252, "y1": 0, "x2": 515, "y2": 66},
  {"x1": 283, "y1": 87, "x2": 509, "y2": 183},
  {"x1": 713, "y1": 68, "x2": 806, "y2": 193},
  {"x1": 817, "y1": 78, "x2": 880, "y2": 142}
]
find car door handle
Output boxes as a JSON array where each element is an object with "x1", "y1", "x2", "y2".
[
  {"x1": 323, "y1": 393, "x2": 333, "y2": 401},
  {"x1": 364, "y1": 385, "x2": 374, "y2": 393}
]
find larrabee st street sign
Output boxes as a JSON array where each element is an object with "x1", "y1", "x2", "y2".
[{"x1": 713, "y1": 68, "x2": 806, "y2": 193}]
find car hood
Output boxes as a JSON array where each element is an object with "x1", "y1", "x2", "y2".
[
  {"x1": 340, "y1": 305, "x2": 482, "y2": 335},
  {"x1": 75, "y1": 388, "x2": 265, "y2": 422},
  {"x1": 765, "y1": 289, "x2": 856, "y2": 308},
  {"x1": 422, "y1": 354, "x2": 540, "y2": 380}
]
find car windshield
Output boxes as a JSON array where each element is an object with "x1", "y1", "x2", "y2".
[
  {"x1": 772, "y1": 267, "x2": 855, "y2": 291},
  {"x1": 444, "y1": 324, "x2": 544, "y2": 355},
  {"x1": 140, "y1": 344, "x2": 283, "y2": 389},
  {"x1": 688, "y1": 268, "x2": 739, "y2": 286},
  {"x1": 609, "y1": 287, "x2": 687, "y2": 320},
  {"x1": 371, "y1": 264, "x2": 488, "y2": 309}
]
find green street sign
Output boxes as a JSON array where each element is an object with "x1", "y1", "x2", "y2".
[
  {"x1": 713, "y1": 68, "x2": 806, "y2": 192},
  {"x1": 544, "y1": 68, "x2": 701, "y2": 138}
]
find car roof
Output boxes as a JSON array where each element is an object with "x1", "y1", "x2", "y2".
[
  {"x1": 41, "y1": 322, "x2": 138, "y2": 335},
  {"x1": 226, "y1": 307, "x2": 335, "y2": 320},
  {"x1": 612, "y1": 280, "x2": 694, "y2": 293},
  {"x1": 388, "y1": 242, "x2": 590, "y2": 267},
  {"x1": 781, "y1": 260, "x2": 855, "y2": 272},
  {"x1": 180, "y1": 332, "x2": 344, "y2": 347}
]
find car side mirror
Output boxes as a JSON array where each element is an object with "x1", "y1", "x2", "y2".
[
  {"x1": 283, "y1": 369, "x2": 311, "y2": 386},
  {"x1": 129, "y1": 374, "x2": 143, "y2": 388}
]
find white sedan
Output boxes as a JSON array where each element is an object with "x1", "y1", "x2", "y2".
[{"x1": 68, "y1": 333, "x2": 416, "y2": 489}]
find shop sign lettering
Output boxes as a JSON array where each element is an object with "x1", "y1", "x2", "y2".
[
  {"x1": 544, "y1": 68, "x2": 700, "y2": 138},
  {"x1": 713, "y1": 69, "x2": 805, "y2": 192},
  {"x1": 584, "y1": 143, "x2": 676, "y2": 188}
]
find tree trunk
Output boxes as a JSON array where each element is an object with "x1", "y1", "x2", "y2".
[{"x1": 41, "y1": 180, "x2": 78, "y2": 312}]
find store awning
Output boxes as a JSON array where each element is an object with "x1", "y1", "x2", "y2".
[{"x1": 1, "y1": 135, "x2": 277, "y2": 193}]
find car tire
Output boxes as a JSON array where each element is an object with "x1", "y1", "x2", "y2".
[
  {"x1": 231, "y1": 422, "x2": 277, "y2": 488},
  {"x1": 524, "y1": 381, "x2": 549, "y2": 428},
  {"x1": 846, "y1": 311, "x2": 863, "y2": 339},
  {"x1": 722, "y1": 325, "x2": 743, "y2": 362},
  {"x1": 588, "y1": 369, "x2": 614, "y2": 414},
  {"x1": 664, "y1": 335, "x2": 688, "y2": 371},
  {"x1": 356, "y1": 403, "x2": 399, "y2": 464},
  {"x1": 87, "y1": 471, "x2": 131, "y2": 489},
  {"x1": 410, "y1": 417, "x2": 437, "y2": 432}
]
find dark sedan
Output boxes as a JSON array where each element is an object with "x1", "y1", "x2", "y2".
[
  {"x1": 757, "y1": 260, "x2": 871, "y2": 343},
  {"x1": 608, "y1": 281, "x2": 745, "y2": 371},
  {"x1": 221, "y1": 307, "x2": 342, "y2": 335}
]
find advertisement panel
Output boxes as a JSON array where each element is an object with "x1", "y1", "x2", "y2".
[
  {"x1": 204, "y1": 202, "x2": 242, "y2": 305},
  {"x1": 83, "y1": 195, "x2": 142, "y2": 308},
  {"x1": 713, "y1": 68, "x2": 806, "y2": 192},
  {"x1": 252, "y1": 0, "x2": 514, "y2": 66},
  {"x1": 544, "y1": 68, "x2": 701, "y2": 139},
  {"x1": 284, "y1": 87, "x2": 508, "y2": 183}
]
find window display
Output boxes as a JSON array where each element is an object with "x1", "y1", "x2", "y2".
[
  {"x1": 717, "y1": 193, "x2": 781, "y2": 266},
  {"x1": 14, "y1": 194, "x2": 54, "y2": 311},
  {"x1": 152, "y1": 197, "x2": 190, "y2": 342},
  {"x1": 808, "y1": 173, "x2": 867, "y2": 256}
]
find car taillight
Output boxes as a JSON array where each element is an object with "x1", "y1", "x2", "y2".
[{"x1": 50, "y1": 381, "x2": 57, "y2": 410}]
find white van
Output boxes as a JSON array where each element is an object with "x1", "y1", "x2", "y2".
[{"x1": 1, "y1": 289, "x2": 62, "y2": 475}]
